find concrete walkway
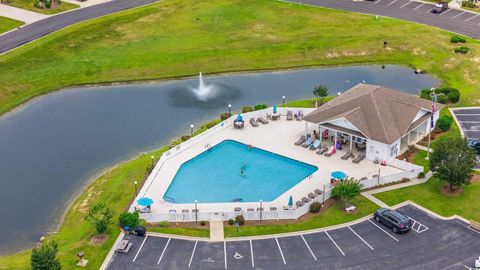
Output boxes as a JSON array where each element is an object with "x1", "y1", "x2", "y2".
[
  {"x1": 415, "y1": 144, "x2": 433, "y2": 153},
  {"x1": 61, "y1": 0, "x2": 113, "y2": 8},
  {"x1": 209, "y1": 221, "x2": 224, "y2": 241},
  {"x1": 0, "y1": 4, "x2": 48, "y2": 23}
]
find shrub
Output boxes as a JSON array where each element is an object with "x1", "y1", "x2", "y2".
[
  {"x1": 205, "y1": 120, "x2": 219, "y2": 129},
  {"x1": 235, "y1": 215, "x2": 245, "y2": 226},
  {"x1": 159, "y1": 221, "x2": 170, "y2": 227},
  {"x1": 181, "y1": 135, "x2": 190, "y2": 141},
  {"x1": 254, "y1": 104, "x2": 268, "y2": 111},
  {"x1": 420, "y1": 87, "x2": 461, "y2": 104},
  {"x1": 309, "y1": 202, "x2": 322, "y2": 213},
  {"x1": 85, "y1": 202, "x2": 114, "y2": 234},
  {"x1": 436, "y1": 115, "x2": 453, "y2": 132},
  {"x1": 436, "y1": 94, "x2": 448, "y2": 104},
  {"x1": 34, "y1": 0, "x2": 42, "y2": 8},
  {"x1": 447, "y1": 89, "x2": 460, "y2": 103},
  {"x1": 200, "y1": 220, "x2": 207, "y2": 226},
  {"x1": 461, "y1": 0, "x2": 476, "y2": 8},
  {"x1": 228, "y1": 219, "x2": 235, "y2": 226},
  {"x1": 418, "y1": 172, "x2": 426, "y2": 179},
  {"x1": 454, "y1": 46, "x2": 469, "y2": 54},
  {"x1": 242, "y1": 106, "x2": 253, "y2": 113},
  {"x1": 220, "y1": 112, "x2": 230, "y2": 120},
  {"x1": 450, "y1": 35, "x2": 466, "y2": 43},
  {"x1": 44, "y1": 0, "x2": 52, "y2": 8},
  {"x1": 119, "y1": 211, "x2": 140, "y2": 228}
]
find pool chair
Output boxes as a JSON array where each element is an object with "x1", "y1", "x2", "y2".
[
  {"x1": 269, "y1": 207, "x2": 277, "y2": 211},
  {"x1": 309, "y1": 139, "x2": 321, "y2": 150},
  {"x1": 296, "y1": 201, "x2": 304, "y2": 207},
  {"x1": 302, "y1": 197, "x2": 311, "y2": 203},
  {"x1": 360, "y1": 177, "x2": 368, "y2": 181},
  {"x1": 308, "y1": 193, "x2": 317, "y2": 199},
  {"x1": 302, "y1": 137, "x2": 314, "y2": 148},
  {"x1": 234, "y1": 207, "x2": 242, "y2": 212},
  {"x1": 247, "y1": 208, "x2": 254, "y2": 212},
  {"x1": 287, "y1": 111, "x2": 293, "y2": 121},
  {"x1": 294, "y1": 135, "x2": 306, "y2": 146},
  {"x1": 314, "y1": 189, "x2": 323, "y2": 195},
  {"x1": 341, "y1": 151, "x2": 355, "y2": 160},
  {"x1": 324, "y1": 146, "x2": 336, "y2": 157},
  {"x1": 352, "y1": 151, "x2": 366, "y2": 163},
  {"x1": 249, "y1": 118, "x2": 259, "y2": 127},
  {"x1": 316, "y1": 145, "x2": 328, "y2": 155},
  {"x1": 257, "y1": 117, "x2": 269, "y2": 124}
]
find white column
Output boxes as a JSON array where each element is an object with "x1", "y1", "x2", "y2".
[
  {"x1": 319, "y1": 126, "x2": 322, "y2": 143},
  {"x1": 334, "y1": 130, "x2": 338, "y2": 149},
  {"x1": 305, "y1": 121, "x2": 308, "y2": 137},
  {"x1": 407, "y1": 132, "x2": 411, "y2": 145},
  {"x1": 349, "y1": 135, "x2": 353, "y2": 151},
  {"x1": 415, "y1": 125, "x2": 420, "y2": 142}
]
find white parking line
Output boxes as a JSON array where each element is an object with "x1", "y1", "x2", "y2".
[
  {"x1": 406, "y1": 216, "x2": 429, "y2": 233},
  {"x1": 250, "y1": 240, "x2": 254, "y2": 268},
  {"x1": 348, "y1": 226, "x2": 374, "y2": 250},
  {"x1": 459, "y1": 121, "x2": 480, "y2": 123},
  {"x1": 426, "y1": 8, "x2": 432, "y2": 13},
  {"x1": 465, "y1": 13, "x2": 479, "y2": 22},
  {"x1": 463, "y1": 129, "x2": 480, "y2": 132},
  {"x1": 374, "y1": 0, "x2": 384, "y2": 5},
  {"x1": 132, "y1": 236, "x2": 148, "y2": 262},
  {"x1": 439, "y1": 8, "x2": 452, "y2": 16},
  {"x1": 368, "y1": 219, "x2": 399, "y2": 242},
  {"x1": 387, "y1": 0, "x2": 398, "y2": 6},
  {"x1": 224, "y1": 241, "x2": 227, "y2": 269},
  {"x1": 188, "y1": 241, "x2": 198, "y2": 268},
  {"x1": 275, "y1": 238, "x2": 287, "y2": 264},
  {"x1": 455, "y1": 114, "x2": 480, "y2": 116},
  {"x1": 452, "y1": 11, "x2": 466, "y2": 19},
  {"x1": 157, "y1": 238, "x2": 170, "y2": 265},
  {"x1": 400, "y1": 0, "x2": 411, "y2": 8},
  {"x1": 413, "y1": 2, "x2": 425, "y2": 10},
  {"x1": 300, "y1": 235, "x2": 317, "y2": 261},
  {"x1": 325, "y1": 231, "x2": 345, "y2": 256}
]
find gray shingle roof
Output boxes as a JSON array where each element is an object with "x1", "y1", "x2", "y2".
[{"x1": 303, "y1": 84, "x2": 444, "y2": 144}]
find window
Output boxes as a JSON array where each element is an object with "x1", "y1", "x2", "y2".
[{"x1": 390, "y1": 144, "x2": 398, "y2": 157}]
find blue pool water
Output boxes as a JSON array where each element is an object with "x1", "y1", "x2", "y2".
[{"x1": 163, "y1": 140, "x2": 318, "y2": 203}]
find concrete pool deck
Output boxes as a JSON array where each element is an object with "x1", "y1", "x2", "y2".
[{"x1": 137, "y1": 108, "x2": 404, "y2": 217}]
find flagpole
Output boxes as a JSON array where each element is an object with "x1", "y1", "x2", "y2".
[{"x1": 426, "y1": 88, "x2": 437, "y2": 160}]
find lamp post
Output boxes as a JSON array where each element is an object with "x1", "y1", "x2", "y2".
[
  {"x1": 134, "y1": 181, "x2": 138, "y2": 196},
  {"x1": 194, "y1": 200, "x2": 198, "y2": 223},
  {"x1": 282, "y1": 96, "x2": 286, "y2": 107},
  {"x1": 426, "y1": 88, "x2": 437, "y2": 160},
  {"x1": 228, "y1": 104, "x2": 232, "y2": 117},
  {"x1": 190, "y1": 124, "x2": 194, "y2": 137},
  {"x1": 150, "y1": 155, "x2": 154, "y2": 167},
  {"x1": 259, "y1": 199, "x2": 263, "y2": 222}
]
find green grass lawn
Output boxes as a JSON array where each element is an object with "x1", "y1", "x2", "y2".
[
  {"x1": 1, "y1": 0, "x2": 480, "y2": 117},
  {"x1": 225, "y1": 196, "x2": 378, "y2": 237},
  {"x1": 374, "y1": 177, "x2": 480, "y2": 222},
  {"x1": 412, "y1": 150, "x2": 430, "y2": 173},
  {"x1": 285, "y1": 96, "x2": 334, "y2": 108},
  {"x1": 5, "y1": 0, "x2": 79, "y2": 15},
  {"x1": 147, "y1": 227, "x2": 210, "y2": 238},
  {"x1": 0, "y1": 16, "x2": 24, "y2": 34}
]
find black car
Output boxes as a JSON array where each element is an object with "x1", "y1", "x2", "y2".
[
  {"x1": 373, "y1": 208, "x2": 412, "y2": 233},
  {"x1": 432, "y1": 2, "x2": 448, "y2": 14},
  {"x1": 468, "y1": 140, "x2": 480, "y2": 154}
]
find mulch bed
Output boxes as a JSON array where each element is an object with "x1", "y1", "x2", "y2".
[
  {"x1": 90, "y1": 234, "x2": 109, "y2": 245},
  {"x1": 440, "y1": 184, "x2": 464, "y2": 196}
]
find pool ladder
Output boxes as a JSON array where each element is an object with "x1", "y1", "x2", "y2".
[
  {"x1": 164, "y1": 196, "x2": 175, "y2": 203},
  {"x1": 204, "y1": 143, "x2": 211, "y2": 149}
]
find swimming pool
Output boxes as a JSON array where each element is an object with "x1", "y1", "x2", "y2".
[{"x1": 163, "y1": 140, "x2": 318, "y2": 203}]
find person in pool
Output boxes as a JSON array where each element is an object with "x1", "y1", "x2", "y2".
[{"x1": 240, "y1": 162, "x2": 247, "y2": 175}]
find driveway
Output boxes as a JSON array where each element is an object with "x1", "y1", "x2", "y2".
[{"x1": 104, "y1": 204, "x2": 480, "y2": 269}]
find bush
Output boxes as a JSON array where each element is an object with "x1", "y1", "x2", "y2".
[
  {"x1": 34, "y1": 0, "x2": 42, "y2": 8},
  {"x1": 159, "y1": 221, "x2": 170, "y2": 227},
  {"x1": 450, "y1": 35, "x2": 466, "y2": 43},
  {"x1": 461, "y1": 0, "x2": 476, "y2": 8},
  {"x1": 254, "y1": 104, "x2": 268, "y2": 111},
  {"x1": 454, "y1": 46, "x2": 469, "y2": 54},
  {"x1": 235, "y1": 215, "x2": 245, "y2": 226},
  {"x1": 436, "y1": 115, "x2": 453, "y2": 132},
  {"x1": 242, "y1": 106, "x2": 253, "y2": 113},
  {"x1": 447, "y1": 89, "x2": 460, "y2": 103},
  {"x1": 119, "y1": 211, "x2": 140, "y2": 228},
  {"x1": 228, "y1": 219, "x2": 235, "y2": 226},
  {"x1": 419, "y1": 87, "x2": 461, "y2": 104},
  {"x1": 44, "y1": 0, "x2": 52, "y2": 8},
  {"x1": 181, "y1": 135, "x2": 190, "y2": 141},
  {"x1": 200, "y1": 220, "x2": 207, "y2": 226},
  {"x1": 85, "y1": 203, "x2": 114, "y2": 234},
  {"x1": 418, "y1": 172, "x2": 426, "y2": 179},
  {"x1": 309, "y1": 202, "x2": 322, "y2": 213},
  {"x1": 220, "y1": 112, "x2": 230, "y2": 120},
  {"x1": 436, "y1": 94, "x2": 448, "y2": 104}
]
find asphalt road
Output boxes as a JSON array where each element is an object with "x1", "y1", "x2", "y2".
[
  {"x1": 0, "y1": 0, "x2": 159, "y2": 54},
  {"x1": 105, "y1": 205, "x2": 480, "y2": 269}
]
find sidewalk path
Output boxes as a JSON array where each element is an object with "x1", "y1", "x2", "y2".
[
  {"x1": 61, "y1": 0, "x2": 113, "y2": 8},
  {"x1": 0, "y1": 4, "x2": 48, "y2": 23},
  {"x1": 209, "y1": 221, "x2": 224, "y2": 241}
]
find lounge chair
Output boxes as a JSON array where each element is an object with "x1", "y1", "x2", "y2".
[
  {"x1": 247, "y1": 208, "x2": 254, "y2": 212},
  {"x1": 269, "y1": 207, "x2": 277, "y2": 211},
  {"x1": 309, "y1": 139, "x2": 321, "y2": 150},
  {"x1": 302, "y1": 137, "x2": 314, "y2": 148},
  {"x1": 294, "y1": 135, "x2": 306, "y2": 146},
  {"x1": 249, "y1": 118, "x2": 259, "y2": 127},
  {"x1": 341, "y1": 151, "x2": 354, "y2": 160},
  {"x1": 352, "y1": 151, "x2": 366, "y2": 163},
  {"x1": 257, "y1": 117, "x2": 269, "y2": 124},
  {"x1": 295, "y1": 111, "x2": 304, "y2": 121},
  {"x1": 316, "y1": 145, "x2": 328, "y2": 155},
  {"x1": 314, "y1": 189, "x2": 323, "y2": 195},
  {"x1": 308, "y1": 193, "x2": 317, "y2": 199},
  {"x1": 360, "y1": 177, "x2": 368, "y2": 181},
  {"x1": 296, "y1": 201, "x2": 304, "y2": 207},
  {"x1": 234, "y1": 207, "x2": 242, "y2": 212},
  {"x1": 302, "y1": 197, "x2": 311, "y2": 203},
  {"x1": 287, "y1": 111, "x2": 293, "y2": 121},
  {"x1": 324, "y1": 146, "x2": 336, "y2": 157}
]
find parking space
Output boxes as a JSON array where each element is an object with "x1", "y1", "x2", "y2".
[
  {"x1": 451, "y1": 108, "x2": 480, "y2": 169},
  {"x1": 106, "y1": 205, "x2": 480, "y2": 269}
]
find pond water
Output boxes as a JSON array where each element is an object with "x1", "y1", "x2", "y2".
[{"x1": 0, "y1": 65, "x2": 438, "y2": 254}]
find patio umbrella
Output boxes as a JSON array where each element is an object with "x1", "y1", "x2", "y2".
[
  {"x1": 273, "y1": 104, "x2": 277, "y2": 114},
  {"x1": 137, "y1": 197, "x2": 154, "y2": 207},
  {"x1": 288, "y1": 195, "x2": 293, "y2": 207},
  {"x1": 331, "y1": 171, "x2": 347, "y2": 180},
  {"x1": 237, "y1": 113, "x2": 243, "y2": 122}
]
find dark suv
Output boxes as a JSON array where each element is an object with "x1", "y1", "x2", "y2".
[
  {"x1": 373, "y1": 208, "x2": 412, "y2": 233},
  {"x1": 468, "y1": 140, "x2": 480, "y2": 154}
]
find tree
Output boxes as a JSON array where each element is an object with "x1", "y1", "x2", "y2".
[
  {"x1": 429, "y1": 137, "x2": 476, "y2": 191},
  {"x1": 313, "y1": 85, "x2": 329, "y2": 105},
  {"x1": 331, "y1": 178, "x2": 362, "y2": 207},
  {"x1": 119, "y1": 211, "x2": 140, "y2": 228},
  {"x1": 85, "y1": 202, "x2": 114, "y2": 234},
  {"x1": 31, "y1": 240, "x2": 61, "y2": 270}
]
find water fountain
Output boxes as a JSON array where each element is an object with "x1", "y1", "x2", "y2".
[{"x1": 191, "y1": 72, "x2": 217, "y2": 101}]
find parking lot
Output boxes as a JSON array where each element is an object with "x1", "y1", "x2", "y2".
[
  {"x1": 105, "y1": 205, "x2": 480, "y2": 269},
  {"x1": 452, "y1": 108, "x2": 480, "y2": 169}
]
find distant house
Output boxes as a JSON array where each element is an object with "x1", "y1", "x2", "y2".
[{"x1": 303, "y1": 84, "x2": 444, "y2": 163}]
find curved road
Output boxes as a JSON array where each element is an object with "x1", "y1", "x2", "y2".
[{"x1": 0, "y1": 0, "x2": 479, "y2": 54}]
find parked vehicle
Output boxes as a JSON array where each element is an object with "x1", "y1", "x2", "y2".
[
  {"x1": 373, "y1": 208, "x2": 412, "y2": 233},
  {"x1": 467, "y1": 140, "x2": 480, "y2": 154},
  {"x1": 432, "y1": 2, "x2": 448, "y2": 14}
]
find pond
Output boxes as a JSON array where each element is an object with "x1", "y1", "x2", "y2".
[{"x1": 0, "y1": 65, "x2": 439, "y2": 254}]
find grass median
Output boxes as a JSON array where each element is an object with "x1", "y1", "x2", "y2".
[{"x1": 0, "y1": 16, "x2": 24, "y2": 34}]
